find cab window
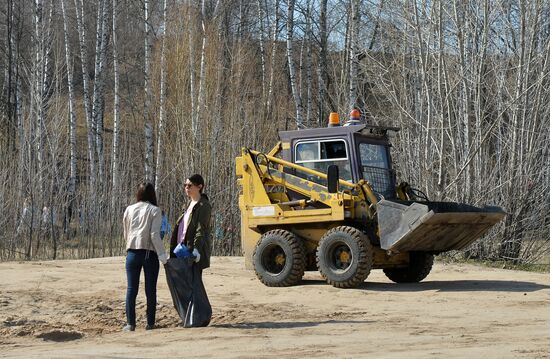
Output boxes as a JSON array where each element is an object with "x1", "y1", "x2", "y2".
[
  {"x1": 295, "y1": 139, "x2": 352, "y2": 182},
  {"x1": 359, "y1": 143, "x2": 389, "y2": 169}
]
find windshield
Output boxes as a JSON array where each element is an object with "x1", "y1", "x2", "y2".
[{"x1": 358, "y1": 143, "x2": 394, "y2": 198}]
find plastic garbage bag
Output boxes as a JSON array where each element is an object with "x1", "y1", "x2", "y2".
[{"x1": 164, "y1": 257, "x2": 212, "y2": 327}]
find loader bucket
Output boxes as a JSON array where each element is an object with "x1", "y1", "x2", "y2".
[{"x1": 377, "y1": 200, "x2": 506, "y2": 253}]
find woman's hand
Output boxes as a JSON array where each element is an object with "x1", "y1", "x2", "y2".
[
  {"x1": 158, "y1": 252, "x2": 168, "y2": 265},
  {"x1": 192, "y1": 248, "x2": 201, "y2": 263}
]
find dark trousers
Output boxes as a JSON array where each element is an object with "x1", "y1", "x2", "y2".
[{"x1": 125, "y1": 249, "x2": 159, "y2": 327}]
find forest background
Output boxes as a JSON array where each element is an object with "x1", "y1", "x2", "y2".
[{"x1": 0, "y1": 0, "x2": 548, "y2": 264}]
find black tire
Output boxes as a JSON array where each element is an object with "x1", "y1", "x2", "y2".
[
  {"x1": 383, "y1": 252, "x2": 434, "y2": 283},
  {"x1": 316, "y1": 226, "x2": 373, "y2": 288},
  {"x1": 253, "y1": 229, "x2": 306, "y2": 287}
]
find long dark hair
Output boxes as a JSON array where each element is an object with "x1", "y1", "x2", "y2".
[
  {"x1": 188, "y1": 174, "x2": 205, "y2": 193},
  {"x1": 136, "y1": 182, "x2": 158, "y2": 206}
]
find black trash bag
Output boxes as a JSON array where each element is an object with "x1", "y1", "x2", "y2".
[{"x1": 164, "y1": 257, "x2": 212, "y2": 327}]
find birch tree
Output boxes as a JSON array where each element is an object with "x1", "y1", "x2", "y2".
[
  {"x1": 195, "y1": 0, "x2": 207, "y2": 145},
  {"x1": 74, "y1": 0, "x2": 96, "y2": 186},
  {"x1": 111, "y1": 0, "x2": 121, "y2": 202},
  {"x1": 33, "y1": 0, "x2": 46, "y2": 197},
  {"x1": 317, "y1": 0, "x2": 328, "y2": 126},
  {"x1": 304, "y1": 0, "x2": 313, "y2": 125},
  {"x1": 144, "y1": 0, "x2": 154, "y2": 182},
  {"x1": 155, "y1": 0, "x2": 168, "y2": 191},
  {"x1": 27, "y1": 0, "x2": 53, "y2": 257},
  {"x1": 266, "y1": 0, "x2": 280, "y2": 117},
  {"x1": 91, "y1": 0, "x2": 110, "y2": 181},
  {"x1": 188, "y1": 4, "x2": 197, "y2": 151},
  {"x1": 257, "y1": 0, "x2": 267, "y2": 109},
  {"x1": 209, "y1": 2, "x2": 227, "y2": 188},
  {"x1": 286, "y1": 0, "x2": 304, "y2": 128},
  {"x1": 452, "y1": 0, "x2": 473, "y2": 202},
  {"x1": 348, "y1": 0, "x2": 360, "y2": 111},
  {"x1": 3, "y1": 0, "x2": 16, "y2": 150},
  {"x1": 60, "y1": 0, "x2": 77, "y2": 216}
]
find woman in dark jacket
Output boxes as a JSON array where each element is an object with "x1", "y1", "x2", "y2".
[{"x1": 170, "y1": 174, "x2": 212, "y2": 270}]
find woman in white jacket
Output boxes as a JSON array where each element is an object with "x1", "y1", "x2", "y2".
[{"x1": 123, "y1": 182, "x2": 168, "y2": 331}]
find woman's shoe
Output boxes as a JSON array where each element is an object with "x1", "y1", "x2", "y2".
[
  {"x1": 123, "y1": 324, "x2": 135, "y2": 332},
  {"x1": 145, "y1": 324, "x2": 155, "y2": 330}
]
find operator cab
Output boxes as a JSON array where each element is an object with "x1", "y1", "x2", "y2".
[{"x1": 279, "y1": 124, "x2": 399, "y2": 199}]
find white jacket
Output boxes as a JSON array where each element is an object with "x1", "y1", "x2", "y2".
[{"x1": 123, "y1": 201, "x2": 168, "y2": 263}]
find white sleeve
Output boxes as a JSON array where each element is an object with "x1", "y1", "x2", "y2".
[
  {"x1": 123, "y1": 207, "x2": 129, "y2": 242},
  {"x1": 150, "y1": 207, "x2": 167, "y2": 262}
]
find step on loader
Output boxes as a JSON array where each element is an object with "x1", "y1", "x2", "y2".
[{"x1": 235, "y1": 113, "x2": 505, "y2": 288}]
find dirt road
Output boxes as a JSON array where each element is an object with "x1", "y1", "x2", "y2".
[{"x1": 1, "y1": 256, "x2": 549, "y2": 358}]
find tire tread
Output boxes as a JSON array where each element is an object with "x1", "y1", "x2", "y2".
[
  {"x1": 316, "y1": 226, "x2": 373, "y2": 288},
  {"x1": 253, "y1": 229, "x2": 306, "y2": 287}
]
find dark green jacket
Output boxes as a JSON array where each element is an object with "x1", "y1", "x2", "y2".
[{"x1": 169, "y1": 194, "x2": 212, "y2": 270}]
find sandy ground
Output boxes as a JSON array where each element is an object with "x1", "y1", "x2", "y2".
[{"x1": 0, "y1": 256, "x2": 549, "y2": 359}]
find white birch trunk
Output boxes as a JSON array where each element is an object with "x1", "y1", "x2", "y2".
[
  {"x1": 266, "y1": 0, "x2": 279, "y2": 114},
  {"x1": 74, "y1": 0, "x2": 96, "y2": 186},
  {"x1": 7, "y1": 0, "x2": 19, "y2": 151},
  {"x1": 111, "y1": 0, "x2": 121, "y2": 197},
  {"x1": 348, "y1": 0, "x2": 360, "y2": 110},
  {"x1": 92, "y1": 0, "x2": 109, "y2": 182},
  {"x1": 305, "y1": 0, "x2": 312, "y2": 126},
  {"x1": 516, "y1": 1, "x2": 538, "y2": 192},
  {"x1": 210, "y1": 4, "x2": 226, "y2": 183},
  {"x1": 473, "y1": 0, "x2": 490, "y2": 194},
  {"x1": 453, "y1": 1, "x2": 472, "y2": 200},
  {"x1": 13, "y1": 0, "x2": 22, "y2": 159},
  {"x1": 286, "y1": 0, "x2": 304, "y2": 128},
  {"x1": 205, "y1": 4, "x2": 221, "y2": 185},
  {"x1": 188, "y1": 6, "x2": 196, "y2": 143},
  {"x1": 186, "y1": 3, "x2": 197, "y2": 170},
  {"x1": 340, "y1": 11, "x2": 351, "y2": 107},
  {"x1": 502, "y1": 1, "x2": 526, "y2": 255},
  {"x1": 11, "y1": 2, "x2": 23, "y2": 153},
  {"x1": 195, "y1": 0, "x2": 207, "y2": 145},
  {"x1": 41, "y1": 1, "x2": 53, "y2": 103},
  {"x1": 61, "y1": 0, "x2": 77, "y2": 202},
  {"x1": 436, "y1": 0, "x2": 445, "y2": 193},
  {"x1": 257, "y1": 0, "x2": 267, "y2": 105},
  {"x1": 144, "y1": 0, "x2": 154, "y2": 181},
  {"x1": 299, "y1": 29, "x2": 305, "y2": 118},
  {"x1": 237, "y1": 0, "x2": 243, "y2": 43},
  {"x1": 34, "y1": 0, "x2": 45, "y2": 195},
  {"x1": 317, "y1": 0, "x2": 328, "y2": 126},
  {"x1": 155, "y1": 0, "x2": 168, "y2": 190},
  {"x1": 411, "y1": 0, "x2": 432, "y2": 173}
]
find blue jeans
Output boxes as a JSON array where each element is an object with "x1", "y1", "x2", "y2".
[{"x1": 125, "y1": 249, "x2": 159, "y2": 327}]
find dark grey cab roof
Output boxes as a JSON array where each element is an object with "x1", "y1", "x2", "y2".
[{"x1": 279, "y1": 124, "x2": 400, "y2": 142}]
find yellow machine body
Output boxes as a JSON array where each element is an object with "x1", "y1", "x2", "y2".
[{"x1": 235, "y1": 124, "x2": 505, "y2": 287}]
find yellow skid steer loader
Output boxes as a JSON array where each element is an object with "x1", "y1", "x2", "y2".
[{"x1": 236, "y1": 114, "x2": 505, "y2": 288}]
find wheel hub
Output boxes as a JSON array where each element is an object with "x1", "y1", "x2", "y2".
[
  {"x1": 339, "y1": 250, "x2": 350, "y2": 264},
  {"x1": 262, "y1": 244, "x2": 287, "y2": 274},
  {"x1": 332, "y1": 244, "x2": 352, "y2": 270},
  {"x1": 275, "y1": 253, "x2": 286, "y2": 266}
]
